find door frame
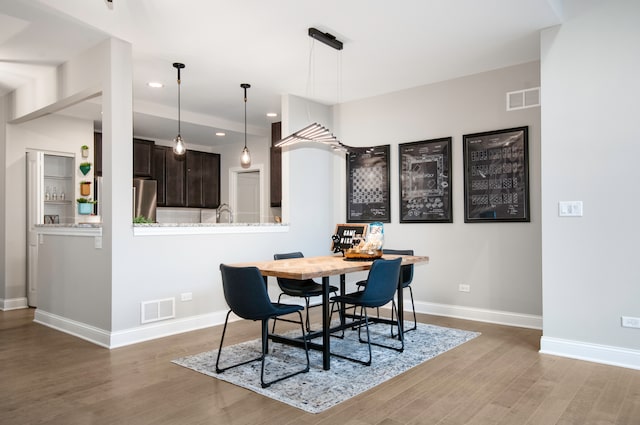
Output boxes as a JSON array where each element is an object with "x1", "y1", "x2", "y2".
[{"x1": 229, "y1": 164, "x2": 265, "y2": 224}]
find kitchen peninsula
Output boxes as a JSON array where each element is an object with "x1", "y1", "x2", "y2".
[{"x1": 36, "y1": 222, "x2": 289, "y2": 236}]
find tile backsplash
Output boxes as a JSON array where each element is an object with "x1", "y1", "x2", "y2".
[{"x1": 156, "y1": 207, "x2": 217, "y2": 224}]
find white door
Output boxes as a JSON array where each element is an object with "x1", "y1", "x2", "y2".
[
  {"x1": 26, "y1": 151, "x2": 44, "y2": 307},
  {"x1": 236, "y1": 171, "x2": 260, "y2": 223}
]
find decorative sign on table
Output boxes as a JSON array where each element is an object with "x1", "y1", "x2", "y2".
[
  {"x1": 399, "y1": 137, "x2": 452, "y2": 223},
  {"x1": 346, "y1": 145, "x2": 391, "y2": 223},
  {"x1": 331, "y1": 223, "x2": 368, "y2": 253},
  {"x1": 462, "y1": 126, "x2": 530, "y2": 222}
]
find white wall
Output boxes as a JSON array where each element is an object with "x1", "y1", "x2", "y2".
[
  {"x1": 36, "y1": 233, "x2": 110, "y2": 331},
  {"x1": 0, "y1": 96, "x2": 6, "y2": 303},
  {"x1": 333, "y1": 62, "x2": 542, "y2": 323},
  {"x1": 540, "y1": 0, "x2": 640, "y2": 368}
]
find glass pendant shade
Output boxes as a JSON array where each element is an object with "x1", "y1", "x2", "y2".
[
  {"x1": 240, "y1": 146, "x2": 251, "y2": 166},
  {"x1": 173, "y1": 135, "x2": 186, "y2": 155}
]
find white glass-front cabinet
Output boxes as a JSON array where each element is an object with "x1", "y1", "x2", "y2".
[{"x1": 26, "y1": 151, "x2": 75, "y2": 306}]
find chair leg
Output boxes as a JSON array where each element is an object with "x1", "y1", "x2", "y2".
[
  {"x1": 328, "y1": 298, "x2": 345, "y2": 339},
  {"x1": 260, "y1": 311, "x2": 310, "y2": 388},
  {"x1": 331, "y1": 306, "x2": 372, "y2": 366},
  {"x1": 360, "y1": 301, "x2": 404, "y2": 353},
  {"x1": 304, "y1": 297, "x2": 311, "y2": 333},
  {"x1": 407, "y1": 285, "x2": 418, "y2": 332},
  {"x1": 391, "y1": 285, "x2": 418, "y2": 338},
  {"x1": 216, "y1": 310, "x2": 263, "y2": 374},
  {"x1": 271, "y1": 293, "x2": 285, "y2": 333}
]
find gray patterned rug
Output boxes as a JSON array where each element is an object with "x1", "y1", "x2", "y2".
[{"x1": 172, "y1": 321, "x2": 479, "y2": 414}]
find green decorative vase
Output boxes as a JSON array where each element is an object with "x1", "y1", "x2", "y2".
[{"x1": 79, "y1": 163, "x2": 91, "y2": 175}]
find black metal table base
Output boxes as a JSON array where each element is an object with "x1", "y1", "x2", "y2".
[{"x1": 266, "y1": 273, "x2": 407, "y2": 371}]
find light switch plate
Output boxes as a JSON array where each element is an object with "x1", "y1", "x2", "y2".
[{"x1": 559, "y1": 201, "x2": 583, "y2": 217}]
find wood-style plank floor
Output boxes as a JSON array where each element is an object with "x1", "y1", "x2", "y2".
[{"x1": 1, "y1": 308, "x2": 638, "y2": 425}]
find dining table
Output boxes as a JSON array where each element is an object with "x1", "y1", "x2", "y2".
[{"x1": 230, "y1": 253, "x2": 429, "y2": 370}]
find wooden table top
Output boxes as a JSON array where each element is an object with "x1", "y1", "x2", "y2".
[{"x1": 229, "y1": 254, "x2": 429, "y2": 280}]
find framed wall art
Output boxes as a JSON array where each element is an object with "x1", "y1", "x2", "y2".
[
  {"x1": 346, "y1": 145, "x2": 391, "y2": 223},
  {"x1": 463, "y1": 126, "x2": 530, "y2": 222},
  {"x1": 399, "y1": 137, "x2": 452, "y2": 223}
]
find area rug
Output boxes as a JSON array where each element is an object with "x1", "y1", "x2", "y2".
[{"x1": 172, "y1": 322, "x2": 479, "y2": 414}]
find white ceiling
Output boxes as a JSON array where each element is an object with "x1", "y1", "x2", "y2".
[{"x1": 0, "y1": 0, "x2": 563, "y2": 148}]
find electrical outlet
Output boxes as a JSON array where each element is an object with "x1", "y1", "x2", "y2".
[
  {"x1": 621, "y1": 316, "x2": 640, "y2": 328},
  {"x1": 558, "y1": 201, "x2": 583, "y2": 217},
  {"x1": 458, "y1": 284, "x2": 470, "y2": 293},
  {"x1": 180, "y1": 292, "x2": 193, "y2": 302}
]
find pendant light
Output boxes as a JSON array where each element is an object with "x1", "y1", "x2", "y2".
[
  {"x1": 276, "y1": 28, "x2": 356, "y2": 152},
  {"x1": 172, "y1": 62, "x2": 186, "y2": 155},
  {"x1": 240, "y1": 83, "x2": 251, "y2": 167}
]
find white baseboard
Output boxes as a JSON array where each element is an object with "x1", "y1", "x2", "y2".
[
  {"x1": 0, "y1": 297, "x2": 29, "y2": 311},
  {"x1": 34, "y1": 308, "x2": 234, "y2": 349},
  {"x1": 34, "y1": 310, "x2": 111, "y2": 347},
  {"x1": 33, "y1": 299, "x2": 542, "y2": 349},
  {"x1": 414, "y1": 300, "x2": 543, "y2": 330},
  {"x1": 109, "y1": 310, "x2": 232, "y2": 348},
  {"x1": 540, "y1": 336, "x2": 640, "y2": 371}
]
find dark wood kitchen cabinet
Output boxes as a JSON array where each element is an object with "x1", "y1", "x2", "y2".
[
  {"x1": 153, "y1": 146, "x2": 186, "y2": 207},
  {"x1": 153, "y1": 146, "x2": 167, "y2": 206},
  {"x1": 186, "y1": 150, "x2": 220, "y2": 208},
  {"x1": 153, "y1": 146, "x2": 218, "y2": 208},
  {"x1": 93, "y1": 132, "x2": 102, "y2": 177},
  {"x1": 133, "y1": 138, "x2": 154, "y2": 178},
  {"x1": 270, "y1": 121, "x2": 282, "y2": 207}
]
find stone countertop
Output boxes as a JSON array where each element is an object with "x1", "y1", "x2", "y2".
[
  {"x1": 132, "y1": 222, "x2": 287, "y2": 227},
  {"x1": 35, "y1": 222, "x2": 289, "y2": 236},
  {"x1": 35, "y1": 223, "x2": 102, "y2": 228},
  {"x1": 133, "y1": 222, "x2": 289, "y2": 236},
  {"x1": 35, "y1": 222, "x2": 287, "y2": 228}
]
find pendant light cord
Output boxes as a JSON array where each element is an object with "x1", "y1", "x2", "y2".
[{"x1": 177, "y1": 69, "x2": 181, "y2": 135}]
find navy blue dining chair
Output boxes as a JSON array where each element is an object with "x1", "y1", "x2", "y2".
[
  {"x1": 356, "y1": 248, "x2": 417, "y2": 336},
  {"x1": 330, "y1": 257, "x2": 403, "y2": 366},
  {"x1": 216, "y1": 264, "x2": 310, "y2": 388},
  {"x1": 272, "y1": 252, "x2": 339, "y2": 334}
]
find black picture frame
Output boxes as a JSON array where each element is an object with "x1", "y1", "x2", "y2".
[
  {"x1": 463, "y1": 126, "x2": 530, "y2": 222},
  {"x1": 399, "y1": 137, "x2": 452, "y2": 223},
  {"x1": 346, "y1": 145, "x2": 391, "y2": 223}
]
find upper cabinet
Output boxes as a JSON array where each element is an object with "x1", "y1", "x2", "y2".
[
  {"x1": 153, "y1": 145, "x2": 186, "y2": 207},
  {"x1": 133, "y1": 138, "x2": 155, "y2": 178},
  {"x1": 94, "y1": 132, "x2": 102, "y2": 177},
  {"x1": 270, "y1": 121, "x2": 282, "y2": 207},
  {"x1": 151, "y1": 145, "x2": 219, "y2": 209},
  {"x1": 153, "y1": 146, "x2": 167, "y2": 206},
  {"x1": 186, "y1": 150, "x2": 220, "y2": 208}
]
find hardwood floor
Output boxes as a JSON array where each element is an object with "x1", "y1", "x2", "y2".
[{"x1": 1, "y1": 308, "x2": 638, "y2": 425}]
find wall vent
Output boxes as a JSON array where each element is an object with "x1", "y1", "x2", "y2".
[
  {"x1": 506, "y1": 87, "x2": 540, "y2": 111},
  {"x1": 141, "y1": 298, "x2": 175, "y2": 324}
]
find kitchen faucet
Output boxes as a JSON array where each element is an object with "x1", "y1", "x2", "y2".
[{"x1": 216, "y1": 203, "x2": 233, "y2": 223}]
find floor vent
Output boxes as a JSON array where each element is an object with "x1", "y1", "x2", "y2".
[
  {"x1": 141, "y1": 298, "x2": 175, "y2": 324},
  {"x1": 506, "y1": 87, "x2": 540, "y2": 111}
]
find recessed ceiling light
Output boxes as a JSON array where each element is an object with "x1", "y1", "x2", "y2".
[
  {"x1": 266, "y1": 112, "x2": 278, "y2": 117},
  {"x1": 147, "y1": 82, "x2": 163, "y2": 88},
  {"x1": 215, "y1": 132, "x2": 225, "y2": 137}
]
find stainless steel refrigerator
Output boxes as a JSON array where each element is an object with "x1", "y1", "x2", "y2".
[{"x1": 133, "y1": 178, "x2": 157, "y2": 222}]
